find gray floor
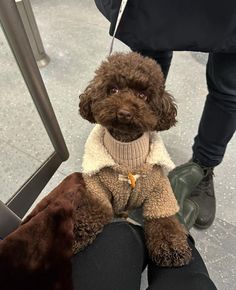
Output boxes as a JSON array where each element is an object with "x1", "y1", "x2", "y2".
[{"x1": 0, "y1": 1, "x2": 236, "y2": 289}]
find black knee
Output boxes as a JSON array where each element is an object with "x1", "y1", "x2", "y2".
[
  {"x1": 183, "y1": 273, "x2": 217, "y2": 290},
  {"x1": 148, "y1": 272, "x2": 217, "y2": 290}
]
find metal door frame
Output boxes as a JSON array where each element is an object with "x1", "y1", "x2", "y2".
[{"x1": 0, "y1": 0, "x2": 69, "y2": 219}]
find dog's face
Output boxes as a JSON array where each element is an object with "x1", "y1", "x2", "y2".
[{"x1": 79, "y1": 52, "x2": 177, "y2": 134}]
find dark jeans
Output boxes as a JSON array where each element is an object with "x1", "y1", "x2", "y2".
[
  {"x1": 133, "y1": 49, "x2": 236, "y2": 168},
  {"x1": 72, "y1": 222, "x2": 217, "y2": 290}
]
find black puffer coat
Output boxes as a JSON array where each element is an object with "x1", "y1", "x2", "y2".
[{"x1": 95, "y1": 0, "x2": 236, "y2": 52}]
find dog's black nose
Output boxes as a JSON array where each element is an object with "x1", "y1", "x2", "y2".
[{"x1": 117, "y1": 109, "x2": 132, "y2": 121}]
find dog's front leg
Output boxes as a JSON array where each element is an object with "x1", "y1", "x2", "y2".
[
  {"x1": 72, "y1": 195, "x2": 113, "y2": 253},
  {"x1": 144, "y1": 216, "x2": 192, "y2": 267}
]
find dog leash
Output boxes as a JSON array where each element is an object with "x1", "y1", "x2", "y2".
[{"x1": 109, "y1": 0, "x2": 128, "y2": 56}]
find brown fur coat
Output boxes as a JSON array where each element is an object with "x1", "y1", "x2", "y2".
[{"x1": 0, "y1": 171, "x2": 114, "y2": 289}]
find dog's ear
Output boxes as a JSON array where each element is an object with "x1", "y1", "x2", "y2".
[
  {"x1": 155, "y1": 90, "x2": 177, "y2": 131},
  {"x1": 79, "y1": 84, "x2": 96, "y2": 123}
]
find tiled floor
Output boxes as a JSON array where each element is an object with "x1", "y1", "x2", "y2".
[{"x1": 0, "y1": 1, "x2": 236, "y2": 289}]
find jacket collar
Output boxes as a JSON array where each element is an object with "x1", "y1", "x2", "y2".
[{"x1": 82, "y1": 125, "x2": 175, "y2": 175}]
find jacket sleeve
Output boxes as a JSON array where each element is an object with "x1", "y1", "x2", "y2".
[
  {"x1": 143, "y1": 169, "x2": 179, "y2": 220},
  {"x1": 83, "y1": 173, "x2": 113, "y2": 210}
]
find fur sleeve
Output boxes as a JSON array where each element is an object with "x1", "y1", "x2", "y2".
[{"x1": 143, "y1": 171, "x2": 179, "y2": 220}]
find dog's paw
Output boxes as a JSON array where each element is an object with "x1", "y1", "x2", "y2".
[
  {"x1": 145, "y1": 216, "x2": 192, "y2": 267},
  {"x1": 150, "y1": 238, "x2": 192, "y2": 267}
]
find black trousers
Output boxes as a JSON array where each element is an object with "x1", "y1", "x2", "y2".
[
  {"x1": 133, "y1": 49, "x2": 236, "y2": 168},
  {"x1": 72, "y1": 222, "x2": 217, "y2": 290}
]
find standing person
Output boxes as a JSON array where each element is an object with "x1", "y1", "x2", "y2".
[{"x1": 95, "y1": 0, "x2": 236, "y2": 229}]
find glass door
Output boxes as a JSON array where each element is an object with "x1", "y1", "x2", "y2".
[{"x1": 0, "y1": 0, "x2": 69, "y2": 222}]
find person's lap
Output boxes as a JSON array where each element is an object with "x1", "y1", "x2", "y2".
[
  {"x1": 72, "y1": 222, "x2": 217, "y2": 290},
  {"x1": 72, "y1": 222, "x2": 147, "y2": 290}
]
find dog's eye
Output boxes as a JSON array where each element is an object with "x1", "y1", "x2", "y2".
[
  {"x1": 137, "y1": 92, "x2": 148, "y2": 101},
  {"x1": 110, "y1": 87, "x2": 119, "y2": 94}
]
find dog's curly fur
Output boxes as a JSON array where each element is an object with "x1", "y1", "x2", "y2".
[
  {"x1": 145, "y1": 216, "x2": 191, "y2": 267},
  {"x1": 79, "y1": 52, "x2": 191, "y2": 267},
  {"x1": 80, "y1": 52, "x2": 177, "y2": 142},
  {"x1": 72, "y1": 193, "x2": 113, "y2": 252}
]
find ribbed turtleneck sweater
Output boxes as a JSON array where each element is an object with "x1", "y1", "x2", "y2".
[{"x1": 103, "y1": 129, "x2": 150, "y2": 169}]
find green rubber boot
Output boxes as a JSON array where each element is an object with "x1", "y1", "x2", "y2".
[{"x1": 168, "y1": 161, "x2": 204, "y2": 230}]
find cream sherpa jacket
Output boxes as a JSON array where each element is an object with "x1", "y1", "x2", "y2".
[{"x1": 82, "y1": 125, "x2": 179, "y2": 220}]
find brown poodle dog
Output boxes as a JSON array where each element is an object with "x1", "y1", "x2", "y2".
[
  {"x1": 0, "y1": 173, "x2": 111, "y2": 290},
  {"x1": 80, "y1": 52, "x2": 176, "y2": 140},
  {"x1": 78, "y1": 52, "x2": 192, "y2": 267}
]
